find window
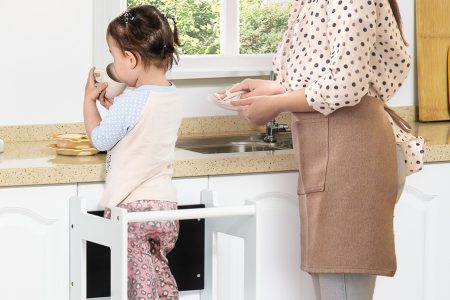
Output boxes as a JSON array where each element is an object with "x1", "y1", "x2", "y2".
[
  {"x1": 128, "y1": 0, "x2": 290, "y2": 56},
  {"x1": 95, "y1": 0, "x2": 291, "y2": 78},
  {"x1": 128, "y1": 0, "x2": 221, "y2": 55}
]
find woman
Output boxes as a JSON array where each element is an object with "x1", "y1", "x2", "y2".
[{"x1": 231, "y1": 0, "x2": 424, "y2": 299}]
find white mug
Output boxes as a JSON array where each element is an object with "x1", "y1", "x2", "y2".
[{"x1": 94, "y1": 63, "x2": 127, "y2": 99}]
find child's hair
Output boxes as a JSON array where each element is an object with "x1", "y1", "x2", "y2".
[{"x1": 107, "y1": 5, "x2": 181, "y2": 71}]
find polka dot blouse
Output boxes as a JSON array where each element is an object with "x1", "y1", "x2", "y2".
[{"x1": 273, "y1": 0, "x2": 424, "y2": 175}]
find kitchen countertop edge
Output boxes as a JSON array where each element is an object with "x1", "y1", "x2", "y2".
[{"x1": 1, "y1": 106, "x2": 449, "y2": 187}]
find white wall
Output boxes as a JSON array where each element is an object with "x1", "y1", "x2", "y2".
[
  {"x1": 391, "y1": 0, "x2": 416, "y2": 107},
  {"x1": 0, "y1": 0, "x2": 416, "y2": 126},
  {"x1": 0, "y1": 0, "x2": 93, "y2": 126}
]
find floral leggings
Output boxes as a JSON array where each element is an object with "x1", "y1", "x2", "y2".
[{"x1": 105, "y1": 200, "x2": 179, "y2": 300}]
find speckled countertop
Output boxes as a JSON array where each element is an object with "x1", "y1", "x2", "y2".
[{"x1": 0, "y1": 107, "x2": 449, "y2": 187}]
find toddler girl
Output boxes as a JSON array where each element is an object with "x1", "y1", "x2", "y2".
[{"x1": 83, "y1": 5, "x2": 182, "y2": 300}]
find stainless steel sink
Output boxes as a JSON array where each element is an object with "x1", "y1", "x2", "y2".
[{"x1": 176, "y1": 132, "x2": 293, "y2": 154}]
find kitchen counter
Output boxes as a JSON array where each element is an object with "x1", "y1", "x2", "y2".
[
  {"x1": 1, "y1": 109, "x2": 449, "y2": 187},
  {"x1": 0, "y1": 137, "x2": 296, "y2": 186}
]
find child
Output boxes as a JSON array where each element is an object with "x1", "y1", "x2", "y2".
[{"x1": 83, "y1": 5, "x2": 182, "y2": 300}]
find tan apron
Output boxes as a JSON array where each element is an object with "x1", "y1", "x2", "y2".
[{"x1": 292, "y1": 95, "x2": 398, "y2": 276}]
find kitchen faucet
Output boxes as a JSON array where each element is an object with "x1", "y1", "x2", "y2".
[
  {"x1": 263, "y1": 71, "x2": 290, "y2": 143},
  {"x1": 264, "y1": 119, "x2": 290, "y2": 143}
]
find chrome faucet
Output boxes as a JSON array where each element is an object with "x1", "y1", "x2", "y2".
[
  {"x1": 264, "y1": 119, "x2": 290, "y2": 143},
  {"x1": 263, "y1": 71, "x2": 290, "y2": 143}
]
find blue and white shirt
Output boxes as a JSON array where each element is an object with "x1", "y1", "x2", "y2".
[
  {"x1": 91, "y1": 85, "x2": 176, "y2": 173},
  {"x1": 91, "y1": 85, "x2": 176, "y2": 151}
]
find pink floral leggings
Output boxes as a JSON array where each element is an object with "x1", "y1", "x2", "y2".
[{"x1": 105, "y1": 200, "x2": 179, "y2": 300}]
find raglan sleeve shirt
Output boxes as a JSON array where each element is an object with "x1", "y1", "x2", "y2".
[{"x1": 91, "y1": 90, "x2": 147, "y2": 151}]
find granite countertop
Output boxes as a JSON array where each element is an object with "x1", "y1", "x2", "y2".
[{"x1": 0, "y1": 108, "x2": 449, "y2": 187}]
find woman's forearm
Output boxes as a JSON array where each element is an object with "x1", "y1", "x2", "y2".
[
  {"x1": 273, "y1": 89, "x2": 316, "y2": 113},
  {"x1": 83, "y1": 99, "x2": 101, "y2": 139}
]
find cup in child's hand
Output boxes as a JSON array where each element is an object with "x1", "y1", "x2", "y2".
[{"x1": 94, "y1": 63, "x2": 127, "y2": 99}]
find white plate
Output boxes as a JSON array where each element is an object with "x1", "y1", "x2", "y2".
[{"x1": 208, "y1": 89, "x2": 245, "y2": 111}]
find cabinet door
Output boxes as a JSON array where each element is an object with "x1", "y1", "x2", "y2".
[
  {"x1": 375, "y1": 163, "x2": 450, "y2": 300},
  {"x1": 0, "y1": 184, "x2": 76, "y2": 300},
  {"x1": 173, "y1": 177, "x2": 208, "y2": 206},
  {"x1": 422, "y1": 164, "x2": 450, "y2": 300},
  {"x1": 209, "y1": 172, "x2": 316, "y2": 300},
  {"x1": 403, "y1": 163, "x2": 450, "y2": 300}
]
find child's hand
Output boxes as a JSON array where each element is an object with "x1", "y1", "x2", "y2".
[
  {"x1": 98, "y1": 93, "x2": 113, "y2": 110},
  {"x1": 84, "y1": 67, "x2": 108, "y2": 102}
]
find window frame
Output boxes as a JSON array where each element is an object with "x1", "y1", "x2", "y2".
[{"x1": 93, "y1": 0, "x2": 279, "y2": 79}]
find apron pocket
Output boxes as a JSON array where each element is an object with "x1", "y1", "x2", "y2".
[{"x1": 293, "y1": 117, "x2": 329, "y2": 195}]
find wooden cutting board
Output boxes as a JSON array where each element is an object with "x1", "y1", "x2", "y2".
[{"x1": 416, "y1": 0, "x2": 450, "y2": 121}]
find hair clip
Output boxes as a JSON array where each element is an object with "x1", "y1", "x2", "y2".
[
  {"x1": 165, "y1": 15, "x2": 177, "y2": 26},
  {"x1": 122, "y1": 11, "x2": 135, "y2": 24}
]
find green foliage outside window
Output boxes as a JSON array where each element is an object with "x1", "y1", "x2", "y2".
[
  {"x1": 128, "y1": 0, "x2": 220, "y2": 55},
  {"x1": 127, "y1": 0, "x2": 290, "y2": 55},
  {"x1": 240, "y1": 0, "x2": 290, "y2": 54}
]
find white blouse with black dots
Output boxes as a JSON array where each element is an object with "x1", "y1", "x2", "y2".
[{"x1": 273, "y1": 0, "x2": 424, "y2": 175}]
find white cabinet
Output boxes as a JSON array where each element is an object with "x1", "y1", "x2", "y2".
[
  {"x1": 375, "y1": 163, "x2": 450, "y2": 300},
  {"x1": 0, "y1": 184, "x2": 76, "y2": 300},
  {"x1": 173, "y1": 177, "x2": 209, "y2": 206},
  {"x1": 209, "y1": 164, "x2": 450, "y2": 300},
  {"x1": 1, "y1": 163, "x2": 445, "y2": 300},
  {"x1": 208, "y1": 172, "x2": 316, "y2": 300}
]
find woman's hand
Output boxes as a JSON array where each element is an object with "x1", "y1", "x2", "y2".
[
  {"x1": 231, "y1": 96, "x2": 282, "y2": 126},
  {"x1": 84, "y1": 67, "x2": 108, "y2": 103},
  {"x1": 229, "y1": 79, "x2": 286, "y2": 99},
  {"x1": 232, "y1": 89, "x2": 316, "y2": 125}
]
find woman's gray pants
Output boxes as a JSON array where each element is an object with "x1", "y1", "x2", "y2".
[{"x1": 311, "y1": 273, "x2": 376, "y2": 300}]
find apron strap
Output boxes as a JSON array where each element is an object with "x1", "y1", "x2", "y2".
[{"x1": 384, "y1": 106, "x2": 412, "y2": 133}]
